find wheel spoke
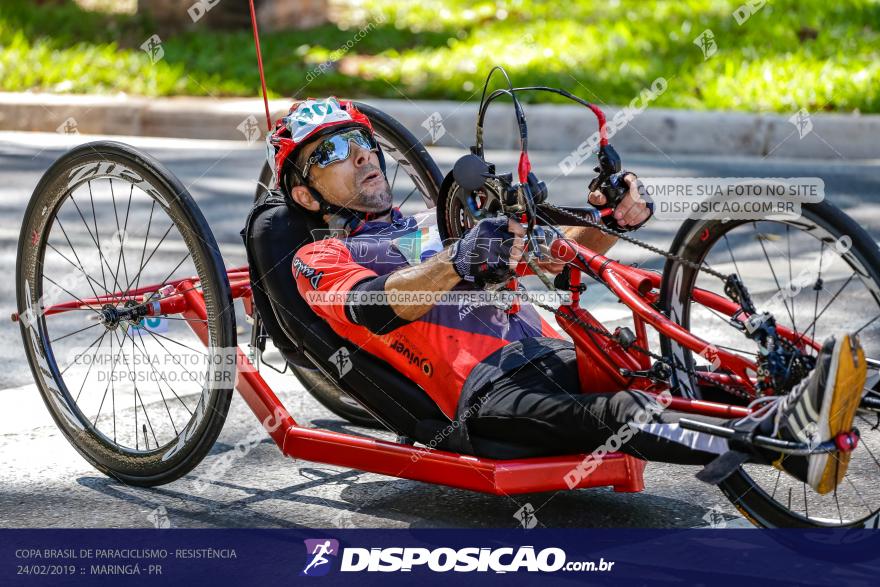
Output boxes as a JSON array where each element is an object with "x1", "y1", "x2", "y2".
[
  {"x1": 140, "y1": 326, "x2": 208, "y2": 357},
  {"x1": 154, "y1": 316, "x2": 208, "y2": 324},
  {"x1": 140, "y1": 325, "x2": 207, "y2": 382},
  {"x1": 67, "y1": 189, "x2": 127, "y2": 297},
  {"x1": 126, "y1": 327, "x2": 183, "y2": 434},
  {"x1": 88, "y1": 181, "x2": 125, "y2": 297},
  {"x1": 128, "y1": 328, "x2": 159, "y2": 449},
  {"x1": 843, "y1": 474, "x2": 874, "y2": 515},
  {"x1": 803, "y1": 482, "x2": 809, "y2": 519},
  {"x1": 833, "y1": 467, "x2": 844, "y2": 524},
  {"x1": 92, "y1": 332, "x2": 125, "y2": 428},
  {"x1": 110, "y1": 330, "x2": 117, "y2": 444},
  {"x1": 87, "y1": 182, "x2": 107, "y2": 292},
  {"x1": 809, "y1": 241, "x2": 825, "y2": 354},
  {"x1": 121, "y1": 223, "x2": 175, "y2": 298},
  {"x1": 399, "y1": 186, "x2": 419, "y2": 209},
  {"x1": 787, "y1": 225, "x2": 796, "y2": 333},
  {"x1": 130, "y1": 327, "x2": 189, "y2": 427},
  {"x1": 123, "y1": 327, "x2": 190, "y2": 431},
  {"x1": 854, "y1": 313, "x2": 880, "y2": 336},
  {"x1": 43, "y1": 275, "x2": 103, "y2": 314},
  {"x1": 132, "y1": 200, "x2": 156, "y2": 296},
  {"x1": 722, "y1": 234, "x2": 743, "y2": 278},
  {"x1": 119, "y1": 184, "x2": 134, "y2": 289},
  {"x1": 49, "y1": 320, "x2": 101, "y2": 344},
  {"x1": 144, "y1": 252, "x2": 194, "y2": 305},
  {"x1": 109, "y1": 180, "x2": 133, "y2": 300},
  {"x1": 46, "y1": 241, "x2": 108, "y2": 300},
  {"x1": 73, "y1": 331, "x2": 108, "y2": 403},
  {"x1": 61, "y1": 329, "x2": 107, "y2": 377},
  {"x1": 50, "y1": 218, "x2": 110, "y2": 301},
  {"x1": 754, "y1": 222, "x2": 798, "y2": 333},
  {"x1": 855, "y1": 416, "x2": 880, "y2": 469},
  {"x1": 389, "y1": 159, "x2": 401, "y2": 192},
  {"x1": 133, "y1": 328, "x2": 138, "y2": 451},
  {"x1": 793, "y1": 273, "x2": 856, "y2": 348},
  {"x1": 137, "y1": 329, "x2": 206, "y2": 418}
]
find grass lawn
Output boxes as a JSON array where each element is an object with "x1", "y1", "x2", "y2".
[{"x1": 1, "y1": 0, "x2": 878, "y2": 113}]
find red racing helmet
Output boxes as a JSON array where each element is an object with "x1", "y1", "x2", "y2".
[{"x1": 269, "y1": 97, "x2": 375, "y2": 190}]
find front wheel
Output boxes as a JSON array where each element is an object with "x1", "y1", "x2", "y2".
[
  {"x1": 17, "y1": 141, "x2": 237, "y2": 486},
  {"x1": 659, "y1": 198, "x2": 880, "y2": 527}
]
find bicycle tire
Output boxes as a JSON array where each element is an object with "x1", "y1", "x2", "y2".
[{"x1": 17, "y1": 141, "x2": 236, "y2": 487}]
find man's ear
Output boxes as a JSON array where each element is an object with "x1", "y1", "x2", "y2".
[{"x1": 289, "y1": 185, "x2": 320, "y2": 212}]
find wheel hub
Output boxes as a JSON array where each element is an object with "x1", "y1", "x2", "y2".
[
  {"x1": 98, "y1": 300, "x2": 146, "y2": 330},
  {"x1": 98, "y1": 304, "x2": 121, "y2": 329}
]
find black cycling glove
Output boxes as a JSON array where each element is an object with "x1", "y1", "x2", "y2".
[{"x1": 449, "y1": 216, "x2": 516, "y2": 287}]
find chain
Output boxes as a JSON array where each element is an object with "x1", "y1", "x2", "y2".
[
  {"x1": 526, "y1": 295, "x2": 665, "y2": 363},
  {"x1": 538, "y1": 202, "x2": 729, "y2": 281}
]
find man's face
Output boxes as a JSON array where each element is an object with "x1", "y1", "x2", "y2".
[{"x1": 298, "y1": 130, "x2": 392, "y2": 213}]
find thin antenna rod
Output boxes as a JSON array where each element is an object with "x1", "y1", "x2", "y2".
[{"x1": 248, "y1": 0, "x2": 272, "y2": 131}]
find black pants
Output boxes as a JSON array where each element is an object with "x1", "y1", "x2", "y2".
[{"x1": 464, "y1": 342, "x2": 731, "y2": 466}]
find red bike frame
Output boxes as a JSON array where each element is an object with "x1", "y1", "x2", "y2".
[{"x1": 35, "y1": 239, "x2": 818, "y2": 496}]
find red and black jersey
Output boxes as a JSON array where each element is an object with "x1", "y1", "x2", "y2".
[{"x1": 293, "y1": 210, "x2": 561, "y2": 419}]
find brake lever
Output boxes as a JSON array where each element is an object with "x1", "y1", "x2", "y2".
[
  {"x1": 588, "y1": 144, "x2": 621, "y2": 187},
  {"x1": 588, "y1": 144, "x2": 628, "y2": 209},
  {"x1": 599, "y1": 172, "x2": 630, "y2": 210}
]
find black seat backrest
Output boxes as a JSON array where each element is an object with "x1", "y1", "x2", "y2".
[{"x1": 240, "y1": 190, "x2": 454, "y2": 441}]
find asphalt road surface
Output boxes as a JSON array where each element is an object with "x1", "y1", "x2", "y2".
[{"x1": 1, "y1": 130, "x2": 879, "y2": 529}]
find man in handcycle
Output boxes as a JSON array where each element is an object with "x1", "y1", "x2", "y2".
[{"x1": 273, "y1": 97, "x2": 866, "y2": 494}]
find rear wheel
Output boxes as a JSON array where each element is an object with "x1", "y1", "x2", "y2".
[
  {"x1": 17, "y1": 141, "x2": 237, "y2": 486},
  {"x1": 659, "y1": 198, "x2": 880, "y2": 527},
  {"x1": 254, "y1": 102, "x2": 443, "y2": 428}
]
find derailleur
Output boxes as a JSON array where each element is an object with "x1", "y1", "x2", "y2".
[
  {"x1": 743, "y1": 309, "x2": 816, "y2": 396},
  {"x1": 723, "y1": 274, "x2": 815, "y2": 396}
]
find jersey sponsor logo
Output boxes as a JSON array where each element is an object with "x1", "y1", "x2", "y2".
[
  {"x1": 389, "y1": 340, "x2": 433, "y2": 377},
  {"x1": 292, "y1": 257, "x2": 324, "y2": 289},
  {"x1": 458, "y1": 299, "x2": 479, "y2": 320}
]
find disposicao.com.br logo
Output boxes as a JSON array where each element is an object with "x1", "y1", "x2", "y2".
[
  {"x1": 301, "y1": 539, "x2": 340, "y2": 576},
  {"x1": 299, "y1": 539, "x2": 616, "y2": 574}
]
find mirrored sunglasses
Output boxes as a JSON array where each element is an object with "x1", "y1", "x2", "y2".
[{"x1": 302, "y1": 128, "x2": 378, "y2": 178}]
